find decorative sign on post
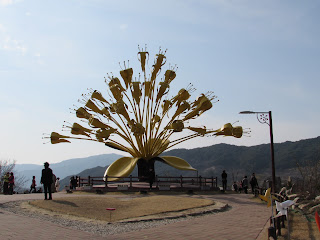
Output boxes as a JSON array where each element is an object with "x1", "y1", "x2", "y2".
[
  {"x1": 46, "y1": 46, "x2": 245, "y2": 181},
  {"x1": 106, "y1": 208, "x2": 116, "y2": 222},
  {"x1": 259, "y1": 187, "x2": 279, "y2": 229}
]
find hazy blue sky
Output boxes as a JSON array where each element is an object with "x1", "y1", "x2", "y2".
[{"x1": 1, "y1": 0, "x2": 319, "y2": 165}]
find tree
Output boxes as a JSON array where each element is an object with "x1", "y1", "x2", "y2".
[
  {"x1": 0, "y1": 159, "x2": 27, "y2": 193},
  {"x1": 296, "y1": 157, "x2": 320, "y2": 198}
]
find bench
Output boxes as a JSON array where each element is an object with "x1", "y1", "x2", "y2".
[
  {"x1": 201, "y1": 185, "x2": 210, "y2": 190},
  {"x1": 117, "y1": 184, "x2": 129, "y2": 190},
  {"x1": 158, "y1": 183, "x2": 171, "y2": 190}
]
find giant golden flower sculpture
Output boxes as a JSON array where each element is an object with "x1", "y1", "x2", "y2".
[{"x1": 48, "y1": 47, "x2": 243, "y2": 181}]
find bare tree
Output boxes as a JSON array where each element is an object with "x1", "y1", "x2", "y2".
[
  {"x1": 229, "y1": 167, "x2": 245, "y2": 183},
  {"x1": 0, "y1": 159, "x2": 27, "y2": 193},
  {"x1": 296, "y1": 156, "x2": 320, "y2": 198}
]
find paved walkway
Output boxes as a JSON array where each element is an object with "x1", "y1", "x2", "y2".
[{"x1": 0, "y1": 192, "x2": 270, "y2": 240}]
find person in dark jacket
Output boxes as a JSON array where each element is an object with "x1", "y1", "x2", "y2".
[
  {"x1": 221, "y1": 170, "x2": 227, "y2": 192},
  {"x1": 8, "y1": 172, "x2": 14, "y2": 195},
  {"x1": 3, "y1": 172, "x2": 9, "y2": 195},
  {"x1": 242, "y1": 176, "x2": 248, "y2": 194},
  {"x1": 250, "y1": 173, "x2": 259, "y2": 195},
  {"x1": 148, "y1": 168, "x2": 155, "y2": 190},
  {"x1": 41, "y1": 162, "x2": 53, "y2": 200}
]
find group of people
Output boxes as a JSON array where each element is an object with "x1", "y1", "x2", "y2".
[
  {"x1": 2, "y1": 162, "x2": 61, "y2": 199},
  {"x1": 221, "y1": 170, "x2": 259, "y2": 194},
  {"x1": 29, "y1": 174, "x2": 60, "y2": 194},
  {"x1": 2, "y1": 172, "x2": 15, "y2": 195},
  {"x1": 69, "y1": 176, "x2": 78, "y2": 190}
]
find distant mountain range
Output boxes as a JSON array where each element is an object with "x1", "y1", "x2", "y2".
[
  {"x1": 16, "y1": 136, "x2": 320, "y2": 190},
  {"x1": 15, "y1": 153, "x2": 122, "y2": 189}
]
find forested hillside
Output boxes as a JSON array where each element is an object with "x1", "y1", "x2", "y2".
[{"x1": 59, "y1": 136, "x2": 320, "y2": 187}]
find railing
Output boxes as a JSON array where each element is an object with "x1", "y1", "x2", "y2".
[{"x1": 75, "y1": 175, "x2": 218, "y2": 190}]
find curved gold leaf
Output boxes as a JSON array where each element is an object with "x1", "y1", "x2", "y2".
[
  {"x1": 160, "y1": 156, "x2": 196, "y2": 171},
  {"x1": 104, "y1": 157, "x2": 139, "y2": 181}
]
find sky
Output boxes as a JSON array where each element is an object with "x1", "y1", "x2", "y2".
[{"x1": 0, "y1": 0, "x2": 319, "y2": 165}]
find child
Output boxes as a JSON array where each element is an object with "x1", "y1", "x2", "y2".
[
  {"x1": 232, "y1": 182, "x2": 238, "y2": 192},
  {"x1": 30, "y1": 176, "x2": 36, "y2": 193}
]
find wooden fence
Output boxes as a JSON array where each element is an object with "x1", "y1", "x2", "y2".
[{"x1": 73, "y1": 175, "x2": 218, "y2": 190}]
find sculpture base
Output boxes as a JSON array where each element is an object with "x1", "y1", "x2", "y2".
[{"x1": 137, "y1": 158, "x2": 155, "y2": 182}]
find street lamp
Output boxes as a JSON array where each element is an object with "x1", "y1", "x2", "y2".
[{"x1": 239, "y1": 111, "x2": 276, "y2": 193}]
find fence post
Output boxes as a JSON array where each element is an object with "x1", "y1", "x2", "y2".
[
  {"x1": 212, "y1": 177, "x2": 214, "y2": 188},
  {"x1": 199, "y1": 176, "x2": 202, "y2": 188},
  {"x1": 104, "y1": 175, "x2": 108, "y2": 189},
  {"x1": 88, "y1": 176, "x2": 91, "y2": 186},
  {"x1": 215, "y1": 177, "x2": 218, "y2": 187},
  {"x1": 130, "y1": 175, "x2": 132, "y2": 189},
  {"x1": 276, "y1": 216, "x2": 281, "y2": 236},
  {"x1": 156, "y1": 175, "x2": 159, "y2": 188},
  {"x1": 180, "y1": 175, "x2": 183, "y2": 188}
]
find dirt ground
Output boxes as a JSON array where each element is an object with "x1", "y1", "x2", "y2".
[{"x1": 28, "y1": 194, "x2": 214, "y2": 222}]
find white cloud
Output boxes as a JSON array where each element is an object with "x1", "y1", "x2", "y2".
[
  {"x1": 0, "y1": 24, "x2": 27, "y2": 55},
  {"x1": 120, "y1": 24, "x2": 128, "y2": 30},
  {"x1": 34, "y1": 53, "x2": 44, "y2": 65},
  {"x1": 0, "y1": 0, "x2": 13, "y2": 6}
]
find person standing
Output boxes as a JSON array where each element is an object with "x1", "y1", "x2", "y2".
[
  {"x1": 250, "y1": 173, "x2": 258, "y2": 195},
  {"x1": 69, "y1": 176, "x2": 77, "y2": 190},
  {"x1": 8, "y1": 172, "x2": 15, "y2": 195},
  {"x1": 3, "y1": 172, "x2": 9, "y2": 195},
  {"x1": 221, "y1": 170, "x2": 227, "y2": 192},
  {"x1": 41, "y1": 162, "x2": 53, "y2": 200},
  {"x1": 30, "y1": 176, "x2": 37, "y2": 193},
  {"x1": 51, "y1": 174, "x2": 57, "y2": 193},
  {"x1": 242, "y1": 176, "x2": 248, "y2": 194},
  {"x1": 148, "y1": 168, "x2": 155, "y2": 190},
  {"x1": 72, "y1": 177, "x2": 78, "y2": 189}
]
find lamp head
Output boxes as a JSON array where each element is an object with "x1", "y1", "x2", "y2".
[{"x1": 239, "y1": 111, "x2": 255, "y2": 114}]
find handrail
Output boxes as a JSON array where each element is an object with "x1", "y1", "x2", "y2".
[{"x1": 75, "y1": 175, "x2": 218, "y2": 189}]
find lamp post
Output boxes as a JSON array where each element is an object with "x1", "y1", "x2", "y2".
[{"x1": 239, "y1": 111, "x2": 276, "y2": 193}]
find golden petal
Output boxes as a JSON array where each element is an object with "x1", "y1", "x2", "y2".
[
  {"x1": 104, "y1": 157, "x2": 139, "y2": 181},
  {"x1": 160, "y1": 156, "x2": 196, "y2": 171}
]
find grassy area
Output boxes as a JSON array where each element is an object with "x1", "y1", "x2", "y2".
[
  {"x1": 276, "y1": 210, "x2": 320, "y2": 240},
  {"x1": 254, "y1": 196, "x2": 320, "y2": 240},
  {"x1": 29, "y1": 195, "x2": 214, "y2": 222}
]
